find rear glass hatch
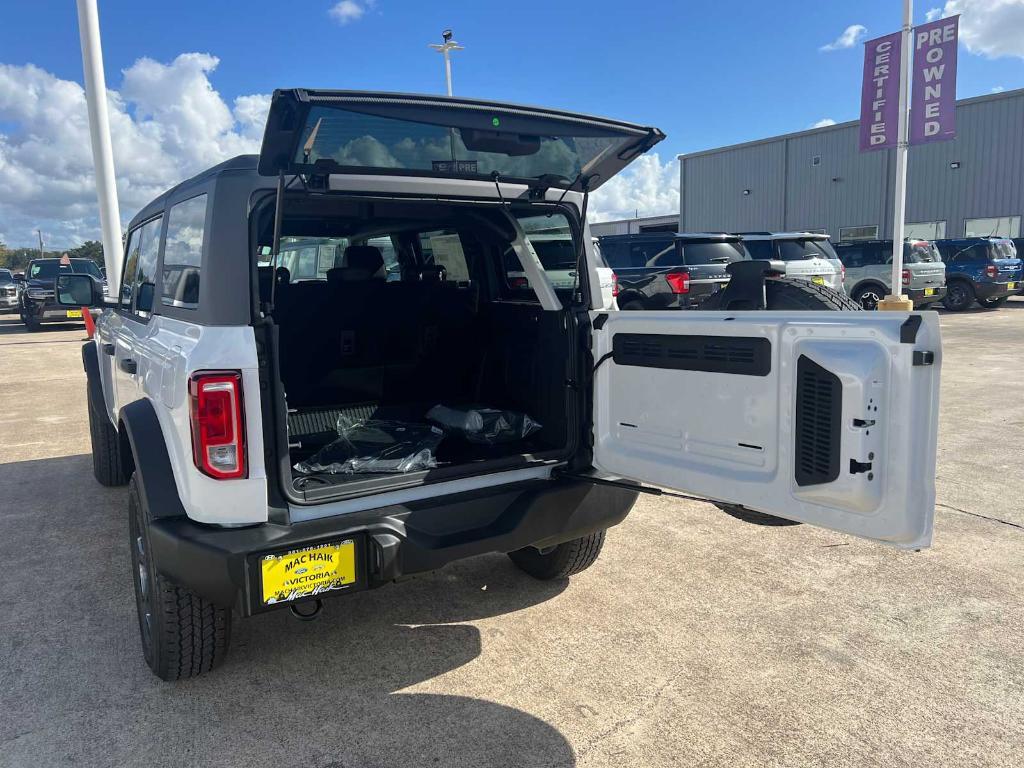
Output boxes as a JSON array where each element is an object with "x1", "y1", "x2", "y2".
[{"x1": 257, "y1": 90, "x2": 665, "y2": 191}]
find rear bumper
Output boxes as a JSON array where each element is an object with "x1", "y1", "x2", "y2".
[
  {"x1": 974, "y1": 281, "x2": 1018, "y2": 301},
  {"x1": 907, "y1": 285, "x2": 946, "y2": 306},
  {"x1": 148, "y1": 477, "x2": 639, "y2": 616}
]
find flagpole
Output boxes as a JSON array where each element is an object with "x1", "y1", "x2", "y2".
[
  {"x1": 76, "y1": 0, "x2": 123, "y2": 291},
  {"x1": 882, "y1": 0, "x2": 914, "y2": 311}
]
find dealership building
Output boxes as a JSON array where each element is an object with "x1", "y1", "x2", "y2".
[{"x1": 663, "y1": 87, "x2": 1024, "y2": 243}]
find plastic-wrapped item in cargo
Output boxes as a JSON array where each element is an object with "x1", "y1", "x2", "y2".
[
  {"x1": 295, "y1": 416, "x2": 444, "y2": 475},
  {"x1": 426, "y1": 404, "x2": 541, "y2": 445}
]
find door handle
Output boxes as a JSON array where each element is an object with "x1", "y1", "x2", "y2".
[
  {"x1": 119, "y1": 358, "x2": 138, "y2": 375},
  {"x1": 102, "y1": 343, "x2": 115, "y2": 356}
]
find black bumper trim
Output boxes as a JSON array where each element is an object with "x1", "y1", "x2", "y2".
[{"x1": 148, "y1": 477, "x2": 638, "y2": 616}]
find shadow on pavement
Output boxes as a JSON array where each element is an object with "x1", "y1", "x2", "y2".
[{"x1": 0, "y1": 454, "x2": 576, "y2": 767}]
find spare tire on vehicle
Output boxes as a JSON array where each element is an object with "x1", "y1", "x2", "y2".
[{"x1": 699, "y1": 277, "x2": 860, "y2": 526}]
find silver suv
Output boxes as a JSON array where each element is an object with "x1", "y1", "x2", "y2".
[
  {"x1": 738, "y1": 232, "x2": 845, "y2": 294},
  {"x1": 835, "y1": 239, "x2": 947, "y2": 310}
]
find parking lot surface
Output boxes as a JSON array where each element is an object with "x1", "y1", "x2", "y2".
[{"x1": 1, "y1": 303, "x2": 1022, "y2": 768}]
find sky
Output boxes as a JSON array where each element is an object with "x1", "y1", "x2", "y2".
[{"x1": 0, "y1": 0, "x2": 1022, "y2": 248}]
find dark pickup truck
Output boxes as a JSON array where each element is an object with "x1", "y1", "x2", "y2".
[{"x1": 597, "y1": 232, "x2": 746, "y2": 310}]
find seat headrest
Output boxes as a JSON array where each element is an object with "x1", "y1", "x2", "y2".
[
  {"x1": 344, "y1": 245, "x2": 384, "y2": 276},
  {"x1": 419, "y1": 265, "x2": 448, "y2": 283}
]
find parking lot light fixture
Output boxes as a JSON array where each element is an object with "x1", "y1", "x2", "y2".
[{"x1": 429, "y1": 29, "x2": 464, "y2": 97}]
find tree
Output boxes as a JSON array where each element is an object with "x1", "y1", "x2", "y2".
[{"x1": 68, "y1": 240, "x2": 104, "y2": 266}]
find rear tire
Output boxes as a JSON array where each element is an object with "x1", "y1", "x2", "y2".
[
  {"x1": 942, "y1": 281, "x2": 974, "y2": 311},
  {"x1": 977, "y1": 295, "x2": 1008, "y2": 309},
  {"x1": 88, "y1": 392, "x2": 128, "y2": 487},
  {"x1": 129, "y1": 476, "x2": 232, "y2": 680},
  {"x1": 701, "y1": 277, "x2": 858, "y2": 526},
  {"x1": 699, "y1": 276, "x2": 863, "y2": 312},
  {"x1": 508, "y1": 531, "x2": 606, "y2": 580},
  {"x1": 20, "y1": 310, "x2": 40, "y2": 331}
]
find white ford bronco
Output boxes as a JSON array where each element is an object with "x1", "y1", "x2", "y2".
[{"x1": 57, "y1": 91, "x2": 942, "y2": 680}]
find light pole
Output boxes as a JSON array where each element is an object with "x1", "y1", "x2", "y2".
[
  {"x1": 75, "y1": 0, "x2": 124, "y2": 290},
  {"x1": 429, "y1": 29, "x2": 463, "y2": 97}
]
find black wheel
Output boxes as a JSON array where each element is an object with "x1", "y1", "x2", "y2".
[
  {"x1": 20, "y1": 310, "x2": 40, "y2": 331},
  {"x1": 87, "y1": 392, "x2": 128, "y2": 486},
  {"x1": 714, "y1": 502, "x2": 802, "y2": 527},
  {"x1": 129, "y1": 476, "x2": 231, "y2": 680},
  {"x1": 619, "y1": 299, "x2": 646, "y2": 311},
  {"x1": 977, "y1": 295, "x2": 1008, "y2": 309},
  {"x1": 699, "y1": 276, "x2": 863, "y2": 312},
  {"x1": 942, "y1": 281, "x2": 974, "y2": 311},
  {"x1": 852, "y1": 284, "x2": 886, "y2": 311},
  {"x1": 508, "y1": 530, "x2": 606, "y2": 580}
]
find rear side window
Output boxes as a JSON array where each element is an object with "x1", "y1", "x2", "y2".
[
  {"x1": 119, "y1": 229, "x2": 141, "y2": 310},
  {"x1": 162, "y1": 195, "x2": 206, "y2": 308}
]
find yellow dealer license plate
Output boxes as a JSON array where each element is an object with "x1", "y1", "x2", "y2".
[
  {"x1": 811, "y1": 276, "x2": 825, "y2": 285},
  {"x1": 1008, "y1": 282, "x2": 1017, "y2": 291},
  {"x1": 260, "y1": 540, "x2": 357, "y2": 606},
  {"x1": 924, "y1": 288, "x2": 935, "y2": 296},
  {"x1": 66, "y1": 309, "x2": 83, "y2": 318}
]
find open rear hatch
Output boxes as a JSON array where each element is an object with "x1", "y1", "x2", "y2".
[{"x1": 257, "y1": 89, "x2": 665, "y2": 191}]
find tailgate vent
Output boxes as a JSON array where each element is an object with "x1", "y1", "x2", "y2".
[
  {"x1": 613, "y1": 334, "x2": 770, "y2": 376},
  {"x1": 794, "y1": 356, "x2": 842, "y2": 486}
]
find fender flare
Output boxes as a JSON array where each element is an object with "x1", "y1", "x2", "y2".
[
  {"x1": 119, "y1": 399, "x2": 187, "y2": 520},
  {"x1": 81, "y1": 341, "x2": 107, "y2": 418}
]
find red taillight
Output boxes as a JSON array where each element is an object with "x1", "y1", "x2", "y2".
[
  {"x1": 611, "y1": 272, "x2": 620, "y2": 297},
  {"x1": 901, "y1": 268, "x2": 910, "y2": 285},
  {"x1": 189, "y1": 371, "x2": 246, "y2": 480},
  {"x1": 665, "y1": 272, "x2": 690, "y2": 294},
  {"x1": 509, "y1": 276, "x2": 530, "y2": 290},
  {"x1": 985, "y1": 264, "x2": 998, "y2": 279}
]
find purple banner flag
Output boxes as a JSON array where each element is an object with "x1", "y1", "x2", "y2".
[
  {"x1": 910, "y1": 15, "x2": 959, "y2": 145},
  {"x1": 860, "y1": 32, "x2": 902, "y2": 152}
]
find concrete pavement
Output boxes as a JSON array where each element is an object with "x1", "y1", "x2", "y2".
[{"x1": 0, "y1": 304, "x2": 1021, "y2": 768}]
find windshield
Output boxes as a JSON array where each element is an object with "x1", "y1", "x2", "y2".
[
  {"x1": 905, "y1": 242, "x2": 940, "y2": 263},
  {"x1": 0, "y1": 270, "x2": 13, "y2": 283},
  {"x1": 28, "y1": 260, "x2": 102, "y2": 280},
  {"x1": 296, "y1": 104, "x2": 641, "y2": 185},
  {"x1": 776, "y1": 239, "x2": 836, "y2": 262}
]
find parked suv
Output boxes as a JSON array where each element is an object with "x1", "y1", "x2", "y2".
[
  {"x1": 19, "y1": 257, "x2": 104, "y2": 330},
  {"x1": 737, "y1": 232, "x2": 845, "y2": 294},
  {"x1": 0, "y1": 268, "x2": 20, "y2": 313},
  {"x1": 933, "y1": 237, "x2": 1022, "y2": 310},
  {"x1": 597, "y1": 232, "x2": 746, "y2": 309},
  {"x1": 835, "y1": 239, "x2": 947, "y2": 309},
  {"x1": 61, "y1": 90, "x2": 941, "y2": 680}
]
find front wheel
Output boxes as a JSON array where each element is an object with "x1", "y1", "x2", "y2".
[
  {"x1": 977, "y1": 295, "x2": 1009, "y2": 309},
  {"x1": 852, "y1": 284, "x2": 885, "y2": 311},
  {"x1": 20, "y1": 309, "x2": 40, "y2": 331},
  {"x1": 942, "y1": 281, "x2": 974, "y2": 311},
  {"x1": 508, "y1": 531, "x2": 606, "y2": 580},
  {"x1": 129, "y1": 476, "x2": 231, "y2": 680}
]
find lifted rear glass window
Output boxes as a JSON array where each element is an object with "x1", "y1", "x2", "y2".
[{"x1": 297, "y1": 105, "x2": 632, "y2": 185}]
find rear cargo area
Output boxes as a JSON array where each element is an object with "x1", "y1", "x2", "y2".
[{"x1": 256, "y1": 194, "x2": 581, "y2": 500}]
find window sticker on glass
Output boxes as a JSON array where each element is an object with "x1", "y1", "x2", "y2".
[{"x1": 429, "y1": 234, "x2": 470, "y2": 282}]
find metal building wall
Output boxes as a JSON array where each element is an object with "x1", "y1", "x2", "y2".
[{"x1": 679, "y1": 89, "x2": 1024, "y2": 240}]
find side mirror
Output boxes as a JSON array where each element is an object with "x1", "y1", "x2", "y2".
[
  {"x1": 56, "y1": 274, "x2": 104, "y2": 307},
  {"x1": 13, "y1": 273, "x2": 24, "y2": 282},
  {"x1": 136, "y1": 282, "x2": 155, "y2": 314}
]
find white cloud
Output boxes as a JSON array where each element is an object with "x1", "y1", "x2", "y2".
[
  {"x1": 926, "y1": 7, "x2": 944, "y2": 20},
  {"x1": 588, "y1": 153, "x2": 679, "y2": 224},
  {"x1": 992, "y1": 85, "x2": 1006, "y2": 92},
  {"x1": 0, "y1": 55, "x2": 269, "y2": 248},
  {"x1": 928, "y1": 0, "x2": 1024, "y2": 58},
  {"x1": 811, "y1": 118, "x2": 837, "y2": 128},
  {"x1": 820, "y1": 24, "x2": 867, "y2": 52},
  {"x1": 329, "y1": 0, "x2": 368, "y2": 25}
]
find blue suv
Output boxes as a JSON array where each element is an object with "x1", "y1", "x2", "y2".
[{"x1": 933, "y1": 237, "x2": 1021, "y2": 310}]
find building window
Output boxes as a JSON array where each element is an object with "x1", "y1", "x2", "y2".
[
  {"x1": 905, "y1": 221, "x2": 946, "y2": 240},
  {"x1": 839, "y1": 225, "x2": 879, "y2": 242},
  {"x1": 964, "y1": 216, "x2": 1020, "y2": 239}
]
